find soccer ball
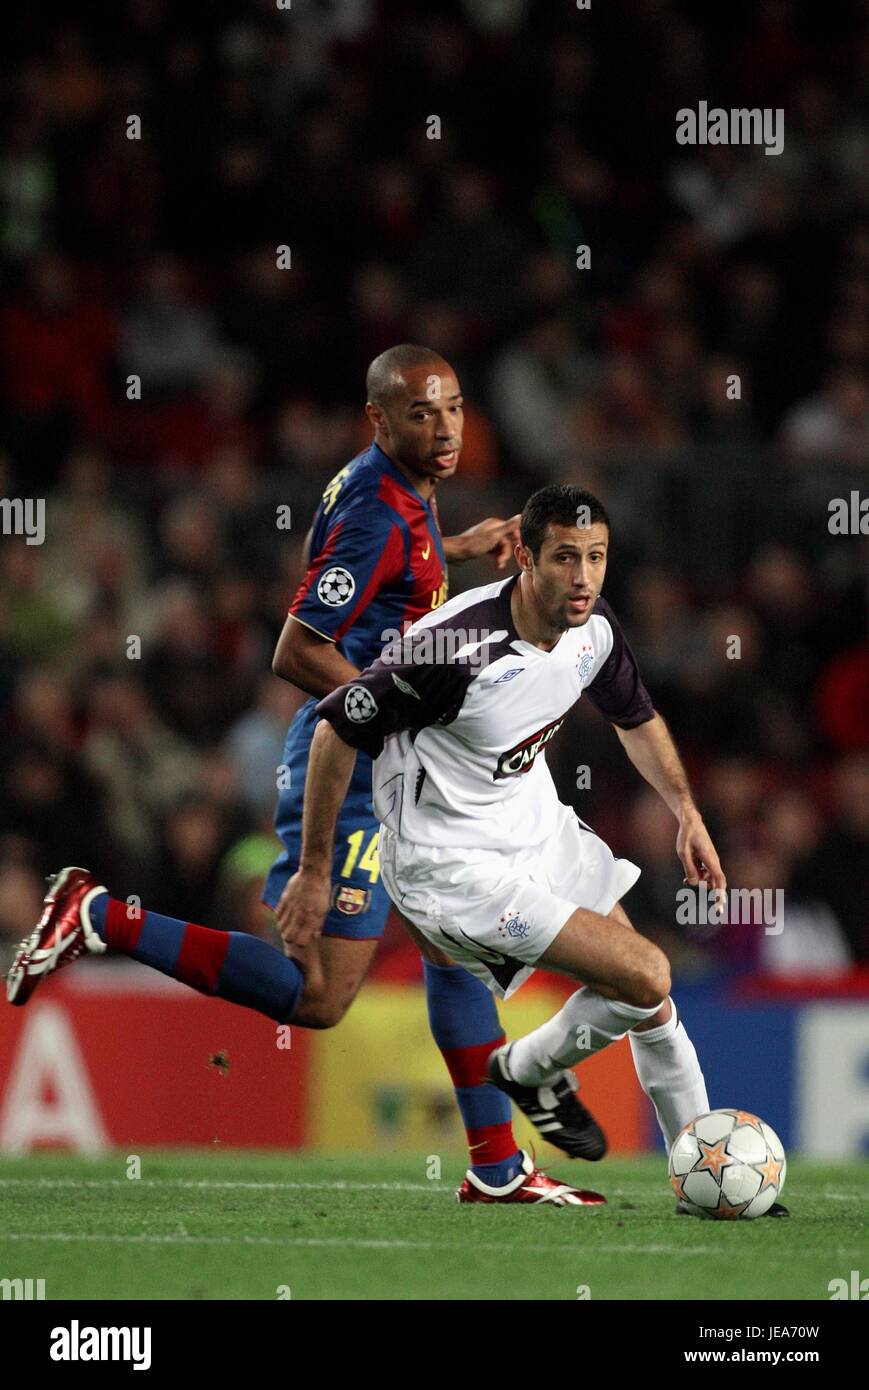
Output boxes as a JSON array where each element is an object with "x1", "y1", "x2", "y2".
[{"x1": 669, "y1": 1109, "x2": 786, "y2": 1219}]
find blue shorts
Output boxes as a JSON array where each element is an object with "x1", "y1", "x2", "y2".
[{"x1": 262, "y1": 699, "x2": 391, "y2": 940}]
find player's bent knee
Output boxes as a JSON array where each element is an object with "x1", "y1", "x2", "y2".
[
  {"x1": 291, "y1": 996, "x2": 349, "y2": 1029},
  {"x1": 622, "y1": 943, "x2": 671, "y2": 1010},
  {"x1": 638, "y1": 951, "x2": 671, "y2": 1009},
  {"x1": 292, "y1": 975, "x2": 364, "y2": 1029}
]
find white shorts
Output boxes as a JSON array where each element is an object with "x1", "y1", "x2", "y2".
[{"x1": 379, "y1": 802, "x2": 641, "y2": 998}]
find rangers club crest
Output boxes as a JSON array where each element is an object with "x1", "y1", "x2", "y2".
[{"x1": 498, "y1": 913, "x2": 530, "y2": 941}]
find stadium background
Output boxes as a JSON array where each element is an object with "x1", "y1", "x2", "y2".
[{"x1": 0, "y1": 1, "x2": 866, "y2": 1164}]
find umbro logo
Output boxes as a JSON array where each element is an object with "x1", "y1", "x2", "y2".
[
  {"x1": 494, "y1": 667, "x2": 523, "y2": 684},
  {"x1": 391, "y1": 673, "x2": 420, "y2": 699}
]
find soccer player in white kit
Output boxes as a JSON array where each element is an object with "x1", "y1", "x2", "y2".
[{"x1": 278, "y1": 485, "x2": 738, "y2": 1207}]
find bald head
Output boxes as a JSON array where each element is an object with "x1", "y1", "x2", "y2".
[
  {"x1": 365, "y1": 344, "x2": 450, "y2": 409},
  {"x1": 364, "y1": 344, "x2": 463, "y2": 493}
]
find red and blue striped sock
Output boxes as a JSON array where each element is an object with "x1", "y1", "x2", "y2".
[
  {"x1": 423, "y1": 959, "x2": 522, "y2": 1186},
  {"x1": 88, "y1": 892, "x2": 303, "y2": 1022}
]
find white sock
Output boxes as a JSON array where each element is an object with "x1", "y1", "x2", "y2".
[
  {"x1": 506, "y1": 986, "x2": 662, "y2": 1087},
  {"x1": 629, "y1": 1001, "x2": 708, "y2": 1150}
]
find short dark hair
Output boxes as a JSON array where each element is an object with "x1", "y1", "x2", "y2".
[
  {"x1": 365, "y1": 344, "x2": 449, "y2": 408},
  {"x1": 520, "y1": 484, "x2": 610, "y2": 560}
]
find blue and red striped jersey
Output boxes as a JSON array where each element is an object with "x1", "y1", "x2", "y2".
[{"x1": 288, "y1": 440, "x2": 448, "y2": 669}]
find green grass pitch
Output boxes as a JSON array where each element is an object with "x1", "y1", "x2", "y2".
[{"x1": 0, "y1": 1151, "x2": 865, "y2": 1300}]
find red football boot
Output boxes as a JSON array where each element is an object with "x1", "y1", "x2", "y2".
[
  {"x1": 457, "y1": 1150, "x2": 606, "y2": 1205},
  {"x1": 6, "y1": 867, "x2": 107, "y2": 1006}
]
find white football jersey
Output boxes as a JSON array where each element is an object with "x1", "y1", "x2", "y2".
[{"x1": 316, "y1": 573, "x2": 655, "y2": 852}]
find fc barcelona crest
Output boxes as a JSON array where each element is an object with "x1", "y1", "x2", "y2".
[{"x1": 333, "y1": 885, "x2": 371, "y2": 916}]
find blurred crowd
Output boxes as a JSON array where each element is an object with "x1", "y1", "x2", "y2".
[{"x1": 0, "y1": 1, "x2": 867, "y2": 978}]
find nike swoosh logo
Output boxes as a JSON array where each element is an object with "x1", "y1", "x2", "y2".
[{"x1": 422, "y1": 542, "x2": 431, "y2": 560}]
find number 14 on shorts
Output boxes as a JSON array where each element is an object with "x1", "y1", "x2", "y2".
[{"x1": 340, "y1": 829, "x2": 380, "y2": 883}]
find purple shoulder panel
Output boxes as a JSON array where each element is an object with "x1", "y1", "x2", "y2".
[
  {"x1": 316, "y1": 580, "x2": 519, "y2": 757},
  {"x1": 584, "y1": 595, "x2": 656, "y2": 729}
]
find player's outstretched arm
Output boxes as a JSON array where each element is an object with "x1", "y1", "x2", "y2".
[
  {"x1": 443, "y1": 514, "x2": 521, "y2": 568},
  {"x1": 275, "y1": 720, "x2": 358, "y2": 947},
  {"x1": 614, "y1": 713, "x2": 727, "y2": 893}
]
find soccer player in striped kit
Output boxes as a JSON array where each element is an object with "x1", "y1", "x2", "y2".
[{"x1": 7, "y1": 347, "x2": 609, "y2": 1205}]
